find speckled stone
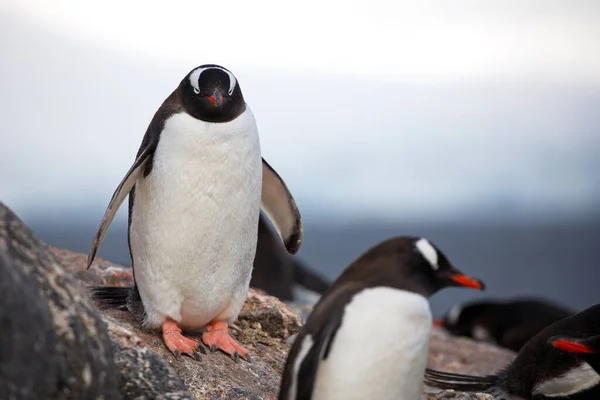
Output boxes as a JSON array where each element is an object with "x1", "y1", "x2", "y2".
[{"x1": 0, "y1": 201, "x2": 121, "y2": 399}]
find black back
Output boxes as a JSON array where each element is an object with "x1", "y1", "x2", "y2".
[{"x1": 442, "y1": 298, "x2": 574, "y2": 351}]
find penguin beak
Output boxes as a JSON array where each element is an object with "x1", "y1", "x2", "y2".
[
  {"x1": 550, "y1": 336, "x2": 596, "y2": 354},
  {"x1": 207, "y1": 91, "x2": 225, "y2": 107},
  {"x1": 447, "y1": 274, "x2": 486, "y2": 290},
  {"x1": 433, "y1": 319, "x2": 446, "y2": 328}
]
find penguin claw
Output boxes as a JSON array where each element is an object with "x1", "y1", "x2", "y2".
[
  {"x1": 196, "y1": 344, "x2": 207, "y2": 354},
  {"x1": 161, "y1": 318, "x2": 202, "y2": 362},
  {"x1": 202, "y1": 320, "x2": 251, "y2": 362}
]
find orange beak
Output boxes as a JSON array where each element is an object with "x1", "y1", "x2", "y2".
[
  {"x1": 551, "y1": 339, "x2": 595, "y2": 354},
  {"x1": 433, "y1": 319, "x2": 446, "y2": 328},
  {"x1": 207, "y1": 91, "x2": 224, "y2": 107},
  {"x1": 449, "y1": 274, "x2": 486, "y2": 290}
]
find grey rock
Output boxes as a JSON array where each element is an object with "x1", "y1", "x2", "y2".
[
  {"x1": 105, "y1": 315, "x2": 194, "y2": 400},
  {"x1": 425, "y1": 390, "x2": 495, "y2": 399},
  {"x1": 0, "y1": 201, "x2": 121, "y2": 400}
]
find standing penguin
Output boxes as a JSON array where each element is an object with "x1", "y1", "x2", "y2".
[
  {"x1": 424, "y1": 304, "x2": 600, "y2": 400},
  {"x1": 87, "y1": 64, "x2": 302, "y2": 363},
  {"x1": 278, "y1": 236, "x2": 486, "y2": 400}
]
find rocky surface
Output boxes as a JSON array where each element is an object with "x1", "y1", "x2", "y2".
[
  {"x1": 67, "y1": 246, "x2": 515, "y2": 399},
  {"x1": 3, "y1": 199, "x2": 515, "y2": 399},
  {"x1": 97, "y1": 288, "x2": 301, "y2": 400}
]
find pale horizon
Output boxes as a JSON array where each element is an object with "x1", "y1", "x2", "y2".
[{"x1": 2, "y1": 1, "x2": 599, "y2": 223}]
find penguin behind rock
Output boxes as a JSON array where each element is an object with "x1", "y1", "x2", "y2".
[
  {"x1": 278, "y1": 236, "x2": 486, "y2": 400},
  {"x1": 251, "y1": 213, "x2": 330, "y2": 301},
  {"x1": 87, "y1": 64, "x2": 303, "y2": 363},
  {"x1": 424, "y1": 303, "x2": 600, "y2": 400},
  {"x1": 434, "y1": 298, "x2": 574, "y2": 351}
]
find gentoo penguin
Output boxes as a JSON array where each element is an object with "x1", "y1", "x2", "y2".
[
  {"x1": 252, "y1": 213, "x2": 330, "y2": 301},
  {"x1": 278, "y1": 236, "x2": 486, "y2": 400},
  {"x1": 424, "y1": 303, "x2": 600, "y2": 400},
  {"x1": 87, "y1": 64, "x2": 303, "y2": 363},
  {"x1": 434, "y1": 298, "x2": 574, "y2": 351}
]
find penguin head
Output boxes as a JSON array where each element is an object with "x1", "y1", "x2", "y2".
[
  {"x1": 409, "y1": 237, "x2": 486, "y2": 295},
  {"x1": 179, "y1": 64, "x2": 246, "y2": 123},
  {"x1": 549, "y1": 335, "x2": 600, "y2": 373}
]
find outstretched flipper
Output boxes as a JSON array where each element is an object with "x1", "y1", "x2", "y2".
[
  {"x1": 261, "y1": 158, "x2": 303, "y2": 255},
  {"x1": 86, "y1": 144, "x2": 155, "y2": 269}
]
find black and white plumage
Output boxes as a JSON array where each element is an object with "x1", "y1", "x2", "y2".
[
  {"x1": 434, "y1": 298, "x2": 574, "y2": 351},
  {"x1": 87, "y1": 64, "x2": 302, "y2": 362},
  {"x1": 425, "y1": 303, "x2": 600, "y2": 400},
  {"x1": 278, "y1": 236, "x2": 486, "y2": 400}
]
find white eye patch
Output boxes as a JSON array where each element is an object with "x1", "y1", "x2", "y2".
[
  {"x1": 447, "y1": 304, "x2": 463, "y2": 325},
  {"x1": 472, "y1": 325, "x2": 493, "y2": 342},
  {"x1": 188, "y1": 65, "x2": 237, "y2": 95},
  {"x1": 415, "y1": 238, "x2": 439, "y2": 270}
]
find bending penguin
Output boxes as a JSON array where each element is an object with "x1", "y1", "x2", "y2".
[
  {"x1": 425, "y1": 303, "x2": 600, "y2": 400},
  {"x1": 87, "y1": 64, "x2": 302, "y2": 363},
  {"x1": 278, "y1": 236, "x2": 485, "y2": 400}
]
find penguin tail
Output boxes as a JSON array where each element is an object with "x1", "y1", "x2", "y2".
[
  {"x1": 424, "y1": 368, "x2": 499, "y2": 393},
  {"x1": 88, "y1": 285, "x2": 131, "y2": 310}
]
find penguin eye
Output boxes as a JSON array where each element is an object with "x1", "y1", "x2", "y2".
[{"x1": 193, "y1": 87, "x2": 200, "y2": 95}]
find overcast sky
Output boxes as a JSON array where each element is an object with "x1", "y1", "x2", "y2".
[{"x1": 1, "y1": 1, "x2": 599, "y2": 222}]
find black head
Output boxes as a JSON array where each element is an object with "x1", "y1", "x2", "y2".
[
  {"x1": 406, "y1": 236, "x2": 486, "y2": 296},
  {"x1": 336, "y1": 236, "x2": 486, "y2": 298},
  {"x1": 178, "y1": 64, "x2": 246, "y2": 123},
  {"x1": 549, "y1": 335, "x2": 600, "y2": 374}
]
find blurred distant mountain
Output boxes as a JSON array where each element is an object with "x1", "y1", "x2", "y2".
[{"x1": 22, "y1": 211, "x2": 600, "y2": 317}]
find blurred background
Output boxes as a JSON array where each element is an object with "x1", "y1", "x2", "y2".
[{"x1": 1, "y1": 1, "x2": 599, "y2": 316}]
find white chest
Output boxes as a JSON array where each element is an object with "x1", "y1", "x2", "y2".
[
  {"x1": 313, "y1": 287, "x2": 433, "y2": 400},
  {"x1": 128, "y1": 109, "x2": 263, "y2": 328},
  {"x1": 534, "y1": 362, "x2": 600, "y2": 398}
]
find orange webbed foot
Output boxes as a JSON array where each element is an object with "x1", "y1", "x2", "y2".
[
  {"x1": 202, "y1": 321, "x2": 251, "y2": 363},
  {"x1": 162, "y1": 318, "x2": 205, "y2": 361}
]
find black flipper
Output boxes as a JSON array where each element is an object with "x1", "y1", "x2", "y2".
[{"x1": 261, "y1": 158, "x2": 303, "y2": 255}]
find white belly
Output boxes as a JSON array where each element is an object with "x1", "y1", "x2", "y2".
[
  {"x1": 313, "y1": 287, "x2": 432, "y2": 400},
  {"x1": 129, "y1": 108, "x2": 263, "y2": 330}
]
